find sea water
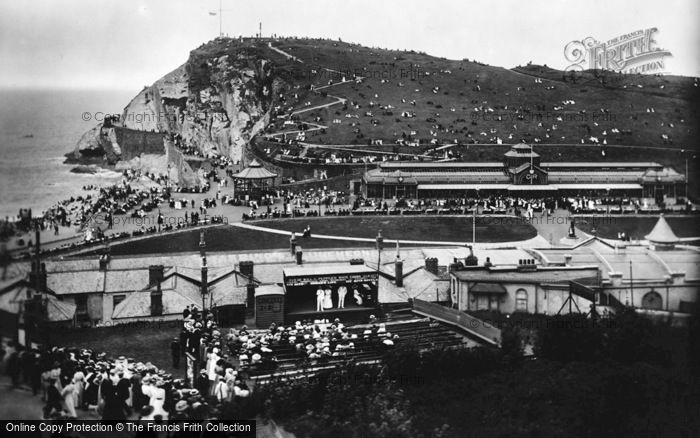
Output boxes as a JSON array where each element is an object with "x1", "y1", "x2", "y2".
[{"x1": 0, "y1": 88, "x2": 135, "y2": 219}]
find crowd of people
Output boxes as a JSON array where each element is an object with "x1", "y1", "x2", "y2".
[
  {"x1": 0, "y1": 308, "x2": 253, "y2": 421},
  {"x1": 0, "y1": 301, "x2": 405, "y2": 423}
]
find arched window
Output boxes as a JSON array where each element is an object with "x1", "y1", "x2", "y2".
[
  {"x1": 515, "y1": 289, "x2": 528, "y2": 312},
  {"x1": 642, "y1": 291, "x2": 663, "y2": 310}
]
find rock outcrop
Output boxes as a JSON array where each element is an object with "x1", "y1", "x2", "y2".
[{"x1": 74, "y1": 38, "x2": 282, "y2": 177}]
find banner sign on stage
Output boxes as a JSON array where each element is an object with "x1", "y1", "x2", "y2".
[{"x1": 285, "y1": 272, "x2": 378, "y2": 286}]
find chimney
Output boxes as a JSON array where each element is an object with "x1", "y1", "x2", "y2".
[
  {"x1": 464, "y1": 245, "x2": 478, "y2": 266},
  {"x1": 517, "y1": 259, "x2": 537, "y2": 271},
  {"x1": 148, "y1": 265, "x2": 164, "y2": 286},
  {"x1": 395, "y1": 259, "x2": 404, "y2": 287},
  {"x1": 609, "y1": 272, "x2": 623, "y2": 287},
  {"x1": 40, "y1": 263, "x2": 47, "y2": 293},
  {"x1": 425, "y1": 257, "x2": 438, "y2": 275},
  {"x1": 246, "y1": 284, "x2": 256, "y2": 309},
  {"x1": 34, "y1": 226, "x2": 41, "y2": 261},
  {"x1": 150, "y1": 281, "x2": 163, "y2": 316},
  {"x1": 239, "y1": 261, "x2": 254, "y2": 279},
  {"x1": 671, "y1": 272, "x2": 686, "y2": 285},
  {"x1": 448, "y1": 261, "x2": 464, "y2": 273},
  {"x1": 296, "y1": 246, "x2": 303, "y2": 265},
  {"x1": 564, "y1": 254, "x2": 573, "y2": 265}
]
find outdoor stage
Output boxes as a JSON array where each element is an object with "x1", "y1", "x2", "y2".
[{"x1": 282, "y1": 264, "x2": 380, "y2": 324}]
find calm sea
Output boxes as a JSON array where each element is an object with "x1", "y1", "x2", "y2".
[{"x1": 0, "y1": 88, "x2": 135, "y2": 219}]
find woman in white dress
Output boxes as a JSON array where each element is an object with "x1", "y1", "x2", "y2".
[
  {"x1": 150, "y1": 379, "x2": 168, "y2": 420},
  {"x1": 72, "y1": 371, "x2": 85, "y2": 409},
  {"x1": 353, "y1": 289, "x2": 363, "y2": 306},
  {"x1": 207, "y1": 348, "x2": 220, "y2": 396},
  {"x1": 61, "y1": 378, "x2": 78, "y2": 418},
  {"x1": 323, "y1": 287, "x2": 333, "y2": 309}
]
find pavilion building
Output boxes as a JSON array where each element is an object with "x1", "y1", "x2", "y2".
[{"x1": 362, "y1": 143, "x2": 686, "y2": 201}]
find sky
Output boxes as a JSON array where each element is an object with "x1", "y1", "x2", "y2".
[{"x1": 1, "y1": 0, "x2": 698, "y2": 92}]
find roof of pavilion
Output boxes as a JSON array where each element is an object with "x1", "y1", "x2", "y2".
[{"x1": 232, "y1": 159, "x2": 278, "y2": 180}]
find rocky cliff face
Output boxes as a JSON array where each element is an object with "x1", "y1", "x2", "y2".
[{"x1": 74, "y1": 38, "x2": 282, "y2": 173}]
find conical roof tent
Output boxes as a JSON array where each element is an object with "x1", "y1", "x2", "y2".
[
  {"x1": 232, "y1": 159, "x2": 278, "y2": 180},
  {"x1": 645, "y1": 215, "x2": 680, "y2": 244}
]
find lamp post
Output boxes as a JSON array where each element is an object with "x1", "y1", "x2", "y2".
[
  {"x1": 629, "y1": 260, "x2": 634, "y2": 308},
  {"x1": 199, "y1": 231, "x2": 208, "y2": 314},
  {"x1": 472, "y1": 206, "x2": 476, "y2": 245},
  {"x1": 529, "y1": 144, "x2": 534, "y2": 185},
  {"x1": 376, "y1": 230, "x2": 384, "y2": 273}
]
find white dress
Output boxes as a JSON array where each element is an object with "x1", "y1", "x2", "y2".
[
  {"x1": 323, "y1": 289, "x2": 333, "y2": 309},
  {"x1": 62, "y1": 383, "x2": 77, "y2": 417},
  {"x1": 149, "y1": 386, "x2": 168, "y2": 419},
  {"x1": 354, "y1": 290, "x2": 363, "y2": 306}
]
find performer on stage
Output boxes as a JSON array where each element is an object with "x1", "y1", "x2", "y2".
[
  {"x1": 337, "y1": 285, "x2": 347, "y2": 309},
  {"x1": 323, "y1": 286, "x2": 333, "y2": 309},
  {"x1": 353, "y1": 288, "x2": 363, "y2": 306},
  {"x1": 316, "y1": 287, "x2": 325, "y2": 312}
]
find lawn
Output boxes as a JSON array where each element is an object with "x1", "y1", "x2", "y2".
[
  {"x1": 252, "y1": 215, "x2": 537, "y2": 243},
  {"x1": 80, "y1": 216, "x2": 537, "y2": 256},
  {"x1": 81, "y1": 224, "x2": 376, "y2": 256},
  {"x1": 574, "y1": 215, "x2": 700, "y2": 240},
  {"x1": 52, "y1": 322, "x2": 181, "y2": 374}
]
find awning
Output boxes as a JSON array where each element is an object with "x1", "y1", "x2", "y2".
[
  {"x1": 254, "y1": 284, "x2": 285, "y2": 297},
  {"x1": 470, "y1": 282, "x2": 507, "y2": 294},
  {"x1": 553, "y1": 183, "x2": 642, "y2": 190},
  {"x1": 417, "y1": 184, "x2": 507, "y2": 190},
  {"x1": 507, "y1": 185, "x2": 557, "y2": 191}
]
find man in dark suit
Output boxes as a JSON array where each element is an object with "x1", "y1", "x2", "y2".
[
  {"x1": 170, "y1": 338, "x2": 181, "y2": 369},
  {"x1": 116, "y1": 371, "x2": 132, "y2": 416}
]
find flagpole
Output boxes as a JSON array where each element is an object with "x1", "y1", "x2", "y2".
[
  {"x1": 219, "y1": 0, "x2": 222, "y2": 37},
  {"x1": 472, "y1": 205, "x2": 476, "y2": 245}
]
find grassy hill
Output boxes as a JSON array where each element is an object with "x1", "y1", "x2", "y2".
[
  {"x1": 181, "y1": 38, "x2": 700, "y2": 192},
  {"x1": 187, "y1": 37, "x2": 698, "y2": 148},
  {"x1": 252, "y1": 38, "x2": 698, "y2": 147}
]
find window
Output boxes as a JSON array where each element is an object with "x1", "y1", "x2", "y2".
[
  {"x1": 113, "y1": 294, "x2": 126, "y2": 308},
  {"x1": 515, "y1": 289, "x2": 528, "y2": 312},
  {"x1": 642, "y1": 291, "x2": 662, "y2": 310}
]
